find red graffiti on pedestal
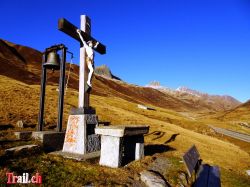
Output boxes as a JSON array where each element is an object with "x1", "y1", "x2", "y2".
[{"x1": 65, "y1": 116, "x2": 79, "y2": 144}]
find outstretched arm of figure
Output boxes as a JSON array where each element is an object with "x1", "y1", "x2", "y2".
[
  {"x1": 94, "y1": 41, "x2": 99, "y2": 49},
  {"x1": 76, "y1": 29, "x2": 88, "y2": 48}
]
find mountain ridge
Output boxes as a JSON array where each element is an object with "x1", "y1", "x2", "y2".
[
  {"x1": 146, "y1": 81, "x2": 241, "y2": 111},
  {"x1": 0, "y1": 39, "x2": 243, "y2": 113}
]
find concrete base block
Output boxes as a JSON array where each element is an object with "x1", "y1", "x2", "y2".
[
  {"x1": 63, "y1": 114, "x2": 100, "y2": 155},
  {"x1": 32, "y1": 131, "x2": 65, "y2": 152},
  {"x1": 99, "y1": 135, "x2": 122, "y2": 168},
  {"x1": 63, "y1": 115, "x2": 86, "y2": 154},
  {"x1": 14, "y1": 131, "x2": 32, "y2": 140}
]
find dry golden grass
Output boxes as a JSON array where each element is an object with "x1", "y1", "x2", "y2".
[
  {"x1": 90, "y1": 95, "x2": 250, "y2": 169},
  {"x1": 0, "y1": 75, "x2": 249, "y2": 186},
  {"x1": 90, "y1": 95, "x2": 250, "y2": 186}
]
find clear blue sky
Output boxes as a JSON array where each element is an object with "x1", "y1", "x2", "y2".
[{"x1": 0, "y1": 0, "x2": 249, "y2": 102}]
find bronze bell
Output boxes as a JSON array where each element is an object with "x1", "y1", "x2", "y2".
[{"x1": 44, "y1": 51, "x2": 60, "y2": 70}]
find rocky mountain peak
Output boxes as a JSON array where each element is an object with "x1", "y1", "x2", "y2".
[
  {"x1": 146, "y1": 81, "x2": 167, "y2": 90},
  {"x1": 95, "y1": 64, "x2": 121, "y2": 81},
  {"x1": 148, "y1": 81, "x2": 161, "y2": 87},
  {"x1": 176, "y1": 86, "x2": 203, "y2": 97}
]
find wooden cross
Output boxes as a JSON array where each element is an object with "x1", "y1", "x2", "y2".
[{"x1": 58, "y1": 15, "x2": 106, "y2": 108}]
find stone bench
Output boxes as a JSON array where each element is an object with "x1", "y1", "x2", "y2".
[{"x1": 95, "y1": 125, "x2": 149, "y2": 168}]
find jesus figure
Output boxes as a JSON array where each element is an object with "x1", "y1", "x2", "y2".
[{"x1": 77, "y1": 29, "x2": 99, "y2": 91}]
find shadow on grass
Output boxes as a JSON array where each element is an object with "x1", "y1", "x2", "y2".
[
  {"x1": 152, "y1": 131, "x2": 166, "y2": 141},
  {"x1": 144, "y1": 131, "x2": 166, "y2": 141},
  {"x1": 0, "y1": 139, "x2": 24, "y2": 144},
  {"x1": 0, "y1": 149, "x2": 44, "y2": 175},
  {"x1": 47, "y1": 125, "x2": 57, "y2": 130},
  {"x1": 24, "y1": 124, "x2": 36, "y2": 128},
  {"x1": 0, "y1": 124, "x2": 14, "y2": 130},
  {"x1": 145, "y1": 131, "x2": 161, "y2": 136},
  {"x1": 144, "y1": 144, "x2": 175, "y2": 156},
  {"x1": 164, "y1": 133, "x2": 179, "y2": 144},
  {"x1": 98, "y1": 121, "x2": 110, "y2": 126},
  {"x1": 0, "y1": 154, "x2": 39, "y2": 175}
]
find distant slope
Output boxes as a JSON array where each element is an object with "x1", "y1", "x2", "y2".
[
  {"x1": 0, "y1": 39, "x2": 41, "y2": 84},
  {"x1": 218, "y1": 100, "x2": 250, "y2": 122},
  {"x1": 0, "y1": 38, "x2": 80, "y2": 87}
]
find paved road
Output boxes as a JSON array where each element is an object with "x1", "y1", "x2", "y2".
[{"x1": 210, "y1": 126, "x2": 250, "y2": 143}]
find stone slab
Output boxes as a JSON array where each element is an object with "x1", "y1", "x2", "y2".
[
  {"x1": 95, "y1": 125, "x2": 149, "y2": 137},
  {"x1": 50, "y1": 150, "x2": 100, "y2": 161},
  {"x1": 14, "y1": 131, "x2": 32, "y2": 140},
  {"x1": 32, "y1": 131, "x2": 65, "y2": 152},
  {"x1": 148, "y1": 157, "x2": 172, "y2": 176},
  {"x1": 5, "y1": 144, "x2": 41, "y2": 156},
  {"x1": 140, "y1": 170, "x2": 168, "y2": 187}
]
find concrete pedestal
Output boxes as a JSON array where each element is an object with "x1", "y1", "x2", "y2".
[
  {"x1": 62, "y1": 113, "x2": 100, "y2": 155},
  {"x1": 95, "y1": 125, "x2": 149, "y2": 168},
  {"x1": 32, "y1": 131, "x2": 65, "y2": 151}
]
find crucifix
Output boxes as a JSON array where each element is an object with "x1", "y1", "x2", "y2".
[
  {"x1": 58, "y1": 15, "x2": 106, "y2": 155},
  {"x1": 58, "y1": 15, "x2": 106, "y2": 109}
]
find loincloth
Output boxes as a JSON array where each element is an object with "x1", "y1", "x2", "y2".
[{"x1": 86, "y1": 57, "x2": 94, "y2": 65}]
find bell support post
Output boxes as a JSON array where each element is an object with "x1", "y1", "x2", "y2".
[{"x1": 38, "y1": 44, "x2": 67, "y2": 132}]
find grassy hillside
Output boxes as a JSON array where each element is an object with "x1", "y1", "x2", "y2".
[{"x1": 0, "y1": 75, "x2": 249, "y2": 186}]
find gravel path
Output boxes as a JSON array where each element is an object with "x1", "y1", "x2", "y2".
[{"x1": 210, "y1": 126, "x2": 250, "y2": 143}]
